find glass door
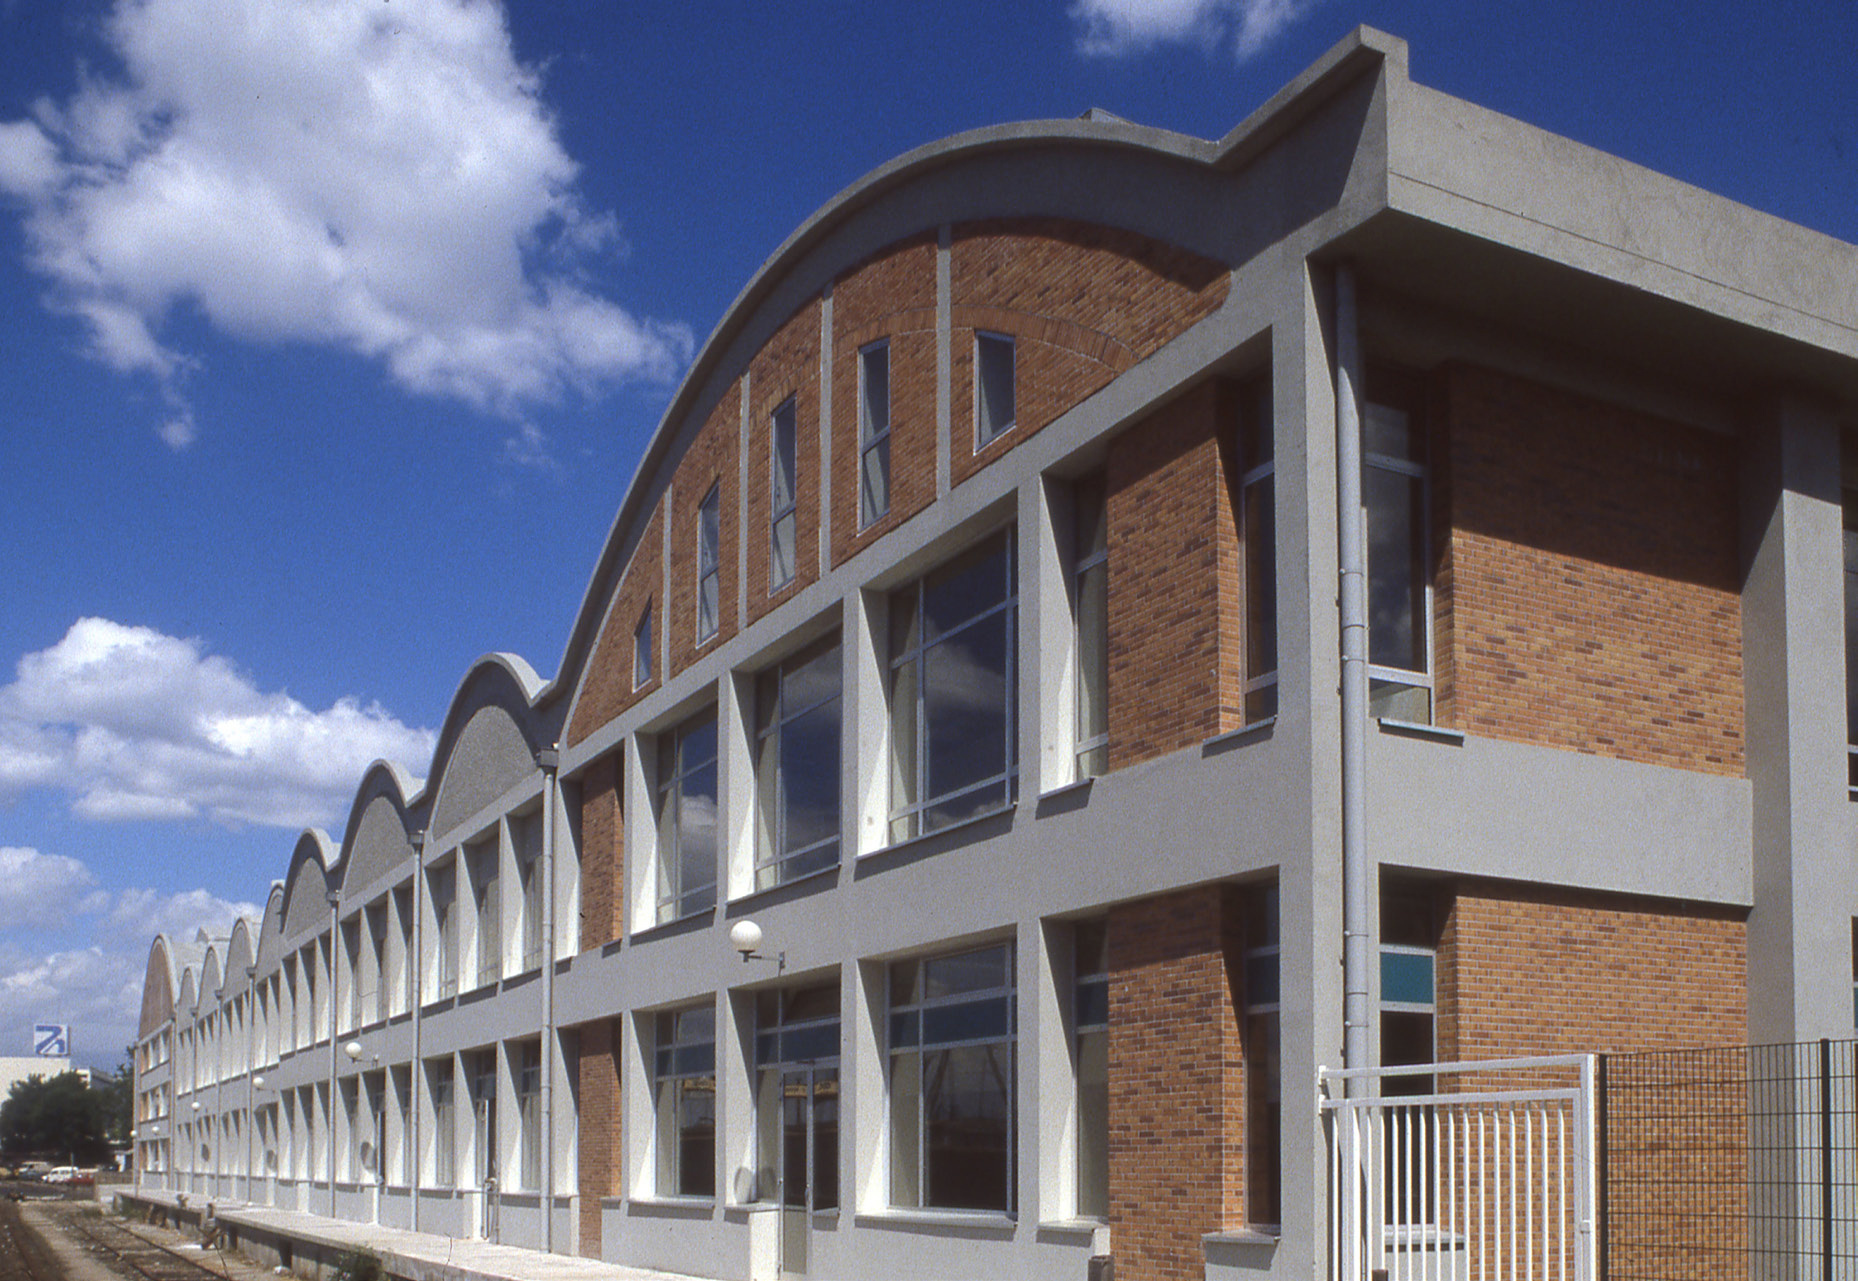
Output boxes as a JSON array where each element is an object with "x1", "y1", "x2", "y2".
[{"x1": 778, "y1": 1067, "x2": 839, "y2": 1277}]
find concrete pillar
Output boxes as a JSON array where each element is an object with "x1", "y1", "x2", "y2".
[{"x1": 1741, "y1": 397, "x2": 1847, "y2": 1045}]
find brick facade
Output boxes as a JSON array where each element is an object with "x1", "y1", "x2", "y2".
[
  {"x1": 1105, "y1": 380, "x2": 1249, "y2": 769},
  {"x1": 744, "y1": 300, "x2": 822, "y2": 624},
  {"x1": 566, "y1": 500, "x2": 663, "y2": 748},
  {"x1": 950, "y1": 219, "x2": 1229, "y2": 484},
  {"x1": 666, "y1": 387, "x2": 742, "y2": 679},
  {"x1": 575, "y1": 1018, "x2": 621, "y2": 1257},
  {"x1": 1435, "y1": 879, "x2": 1748, "y2": 1062},
  {"x1": 1436, "y1": 364, "x2": 1745, "y2": 775},
  {"x1": 829, "y1": 234, "x2": 937, "y2": 567},
  {"x1": 577, "y1": 753, "x2": 623, "y2": 950},
  {"x1": 1107, "y1": 886, "x2": 1248, "y2": 1281}
]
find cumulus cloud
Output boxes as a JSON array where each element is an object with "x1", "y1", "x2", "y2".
[
  {"x1": 1070, "y1": 0, "x2": 1320, "y2": 59},
  {"x1": 0, "y1": 876, "x2": 261, "y2": 1067},
  {"x1": 0, "y1": 617, "x2": 435, "y2": 830},
  {"x1": 0, "y1": 0, "x2": 692, "y2": 446},
  {"x1": 0, "y1": 847, "x2": 99, "y2": 930}
]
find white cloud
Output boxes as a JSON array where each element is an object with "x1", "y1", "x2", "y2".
[
  {"x1": 0, "y1": 0, "x2": 692, "y2": 446},
  {"x1": 0, "y1": 617, "x2": 435, "y2": 830},
  {"x1": 1070, "y1": 0, "x2": 1319, "y2": 59},
  {"x1": 500, "y1": 420, "x2": 561, "y2": 476},
  {"x1": 0, "y1": 847, "x2": 99, "y2": 930}
]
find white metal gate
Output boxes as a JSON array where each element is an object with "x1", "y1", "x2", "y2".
[{"x1": 1321, "y1": 1055, "x2": 1597, "y2": 1281}]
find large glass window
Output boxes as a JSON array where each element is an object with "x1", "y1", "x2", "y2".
[
  {"x1": 1245, "y1": 885, "x2": 1281, "y2": 1228},
  {"x1": 429, "y1": 1058, "x2": 454, "y2": 1186},
  {"x1": 888, "y1": 943, "x2": 1016, "y2": 1212},
  {"x1": 634, "y1": 604, "x2": 653, "y2": 690},
  {"x1": 470, "y1": 1048, "x2": 497, "y2": 1187},
  {"x1": 515, "y1": 812, "x2": 544, "y2": 973},
  {"x1": 656, "y1": 712, "x2": 719, "y2": 923},
  {"x1": 1380, "y1": 887, "x2": 1438, "y2": 1090},
  {"x1": 698, "y1": 483, "x2": 721, "y2": 642},
  {"x1": 468, "y1": 836, "x2": 500, "y2": 988},
  {"x1": 430, "y1": 860, "x2": 457, "y2": 1001},
  {"x1": 1074, "y1": 475, "x2": 1108, "y2": 779},
  {"x1": 771, "y1": 397, "x2": 798, "y2": 590},
  {"x1": 1363, "y1": 383, "x2": 1431, "y2": 722},
  {"x1": 754, "y1": 984, "x2": 840, "y2": 1212},
  {"x1": 517, "y1": 1040, "x2": 542, "y2": 1192},
  {"x1": 1844, "y1": 488, "x2": 1857, "y2": 788},
  {"x1": 655, "y1": 1005, "x2": 716, "y2": 1198},
  {"x1": 1240, "y1": 380, "x2": 1278, "y2": 721},
  {"x1": 976, "y1": 332, "x2": 1015, "y2": 448},
  {"x1": 860, "y1": 342, "x2": 891, "y2": 528},
  {"x1": 394, "y1": 884, "x2": 414, "y2": 1014},
  {"x1": 366, "y1": 900, "x2": 388, "y2": 1024},
  {"x1": 888, "y1": 530, "x2": 1018, "y2": 842},
  {"x1": 1074, "y1": 921, "x2": 1108, "y2": 1218},
  {"x1": 755, "y1": 635, "x2": 842, "y2": 889}
]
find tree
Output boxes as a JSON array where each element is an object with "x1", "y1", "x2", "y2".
[
  {"x1": 0, "y1": 1071, "x2": 111, "y2": 1166},
  {"x1": 94, "y1": 1061, "x2": 134, "y2": 1147}
]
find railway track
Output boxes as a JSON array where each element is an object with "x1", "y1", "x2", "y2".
[{"x1": 0, "y1": 1199, "x2": 231, "y2": 1281}]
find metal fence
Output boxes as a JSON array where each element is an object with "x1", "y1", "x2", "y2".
[
  {"x1": 1599, "y1": 1039, "x2": 1858, "y2": 1281},
  {"x1": 1322, "y1": 1055, "x2": 1598, "y2": 1281}
]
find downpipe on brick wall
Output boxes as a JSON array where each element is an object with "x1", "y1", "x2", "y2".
[{"x1": 1335, "y1": 263, "x2": 1371, "y2": 1093}]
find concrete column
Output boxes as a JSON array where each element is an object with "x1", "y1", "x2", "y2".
[{"x1": 1742, "y1": 397, "x2": 1847, "y2": 1045}]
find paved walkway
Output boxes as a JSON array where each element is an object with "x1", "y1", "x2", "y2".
[{"x1": 120, "y1": 1188, "x2": 706, "y2": 1281}]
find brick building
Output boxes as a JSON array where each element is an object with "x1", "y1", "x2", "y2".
[{"x1": 132, "y1": 29, "x2": 1858, "y2": 1281}]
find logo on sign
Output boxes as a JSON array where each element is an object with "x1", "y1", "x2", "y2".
[{"x1": 33, "y1": 1024, "x2": 69, "y2": 1057}]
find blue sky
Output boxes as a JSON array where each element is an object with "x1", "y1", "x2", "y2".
[{"x1": 0, "y1": 0, "x2": 1850, "y2": 1069}]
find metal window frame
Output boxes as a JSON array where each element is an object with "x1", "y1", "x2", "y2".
[
  {"x1": 754, "y1": 635, "x2": 843, "y2": 890},
  {"x1": 697, "y1": 482, "x2": 722, "y2": 642},
  {"x1": 974, "y1": 330, "x2": 1016, "y2": 449},
  {"x1": 770, "y1": 396, "x2": 799, "y2": 591},
  {"x1": 858, "y1": 340, "x2": 891, "y2": 528},
  {"x1": 655, "y1": 711, "x2": 720, "y2": 924},
  {"x1": 886, "y1": 528, "x2": 1019, "y2": 842}
]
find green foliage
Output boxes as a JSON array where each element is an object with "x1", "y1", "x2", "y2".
[
  {"x1": 0, "y1": 1071, "x2": 111, "y2": 1165},
  {"x1": 94, "y1": 1062, "x2": 134, "y2": 1145},
  {"x1": 333, "y1": 1248, "x2": 384, "y2": 1281}
]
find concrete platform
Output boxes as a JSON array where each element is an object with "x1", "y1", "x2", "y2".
[{"x1": 118, "y1": 1188, "x2": 703, "y2": 1281}]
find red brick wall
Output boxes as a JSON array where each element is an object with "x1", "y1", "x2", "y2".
[
  {"x1": 745, "y1": 300, "x2": 822, "y2": 623},
  {"x1": 1105, "y1": 381, "x2": 1247, "y2": 769},
  {"x1": 666, "y1": 386, "x2": 741, "y2": 678},
  {"x1": 1436, "y1": 879, "x2": 1748, "y2": 1062},
  {"x1": 1437, "y1": 364, "x2": 1744, "y2": 775},
  {"x1": 830, "y1": 235, "x2": 937, "y2": 567},
  {"x1": 577, "y1": 753, "x2": 622, "y2": 952},
  {"x1": 575, "y1": 1018, "x2": 621, "y2": 1257},
  {"x1": 566, "y1": 502, "x2": 663, "y2": 748},
  {"x1": 1107, "y1": 886, "x2": 1247, "y2": 1281},
  {"x1": 950, "y1": 219, "x2": 1228, "y2": 484}
]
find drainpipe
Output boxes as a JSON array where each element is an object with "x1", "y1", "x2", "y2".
[
  {"x1": 1335, "y1": 263, "x2": 1371, "y2": 1092},
  {"x1": 326, "y1": 891, "x2": 340, "y2": 1218},
  {"x1": 245, "y1": 965, "x2": 257, "y2": 1203},
  {"x1": 537, "y1": 746, "x2": 560, "y2": 1254},
  {"x1": 410, "y1": 828, "x2": 426, "y2": 1235}
]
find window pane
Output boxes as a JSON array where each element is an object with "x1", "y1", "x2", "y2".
[
  {"x1": 890, "y1": 1050, "x2": 921, "y2": 1206},
  {"x1": 1077, "y1": 1029, "x2": 1107, "y2": 1217},
  {"x1": 922, "y1": 996, "x2": 1010, "y2": 1045},
  {"x1": 1845, "y1": 520, "x2": 1858, "y2": 751},
  {"x1": 1364, "y1": 401, "x2": 1418, "y2": 461},
  {"x1": 772, "y1": 400, "x2": 796, "y2": 510},
  {"x1": 924, "y1": 614, "x2": 1010, "y2": 806},
  {"x1": 1380, "y1": 950, "x2": 1434, "y2": 1006},
  {"x1": 1077, "y1": 559, "x2": 1108, "y2": 750},
  {"x1": 922, "y1": 533, "x2": 1010, "y2": 639},
  {"x1": 861, "y1": 435, "x2": 890, "y2": 526},
  {"x1": 1365, "y1": 466, "x2": 1426, "y2": 672},
  {"x1": 771, "y1": 513, "x2": 795, "y2": 588},
  {"x1": 1244, "y1": 473, "x2": 1276, "y2": 681},
  {"x1": 783, "y1": 702, "x2": 840, "y2": 854},
  {"x1": 976, "y1": 333, "x2": 1014, "y2": 445},
  {"x1": 924, "y1": 1043, "x2": 1012, "y2": 1211},
  {"x1": 861, "y1": 345, "x2": 890, "y2": 441},
  {"x1": 925, "y1": 945, "x2": 1010, "y2": 998}
]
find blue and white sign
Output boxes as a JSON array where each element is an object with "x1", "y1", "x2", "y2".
[{"x1": 33, "y1": 1024, "x2": 69, "y2": 1057}]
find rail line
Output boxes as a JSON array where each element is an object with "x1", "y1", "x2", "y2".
[{"x1": 12, "y1": 1201, "x2": 230, "y2": 1281}]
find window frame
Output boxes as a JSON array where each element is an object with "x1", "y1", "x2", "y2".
[
  {"x1": 697, "y1": 482, "x2": 722, "y2": 643},
  {"x1": 770, "y1": 396, "x2": 798, "y2": 591},
  {"x1": 1362, "y1": 389, "x2": 1433, "y2": 723},
  {"x1": 754, "y1": 633, "x2": 843, "y2": 891},
  {"x1": 859, "y1": 341, "x2": 892, "y2": 529},
  {"x1": 654, "y1": 1004, "x2": 717, "y2": 1200},
  {"x1": 1239, "y1": 379, "x2": 1278, "y2": 723},
  {"x1": 885, "y1": 527, "x2": 1019, "y2": 843},
  {"x1": 634, "y1": 604, "x2": 653, "y2": 691},
  {"x1": 1073, "y1": 921, "x2": 1108, "y2": 1218},
  {"x1": 655, "y1": 710, "x2": 720, "y2": 924},
  {"x1": 886, "y1": 942, "x2": 1017, "y2": 1213},
  {"x1": 975, "y1": 330, "x2": 1016, "y2": 449},
  {"x1": 1072, "y1": 474, "x2": 1108, "y2": 779}
]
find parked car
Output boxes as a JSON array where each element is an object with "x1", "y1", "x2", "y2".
[{"x1": 42, "y1": 1167, "x2": 81, "y2": 1184}]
